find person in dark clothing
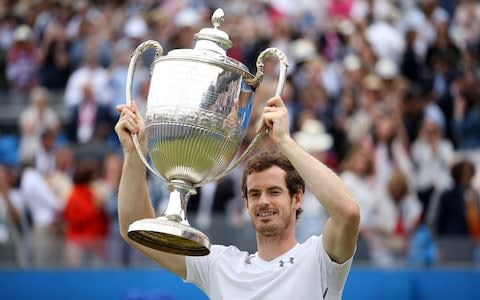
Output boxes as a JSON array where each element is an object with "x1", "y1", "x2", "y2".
[
  {"x1": 66, "y1": 83, "x2": 114, "y2": 145},
  {"x1": 435, "y1": 160, "x2": 476, "y2": 236}
]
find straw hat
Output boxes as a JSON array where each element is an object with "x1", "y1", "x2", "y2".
[
  {"x1": 374, "y1": 58, "x2": 399, "y2": 79},
  {"x1": 293, "y1": 119, "x2": 333, "y2": 153},
  {"x1": 362, "y1": 74, "x2": 383, "y2": 91},
  {"x1": 13, "y1": 25, "x2": 33, "y2": 42},
  {"x1": 290, "y1": 38, "x2": 317, "y2": 64},
  {"x1": 342, "y1": 54, "x2": 362, "y2": 72}
]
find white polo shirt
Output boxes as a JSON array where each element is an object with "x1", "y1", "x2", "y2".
[{"x1": 185, "y1": 235, "x2": 353, "y2": 300}]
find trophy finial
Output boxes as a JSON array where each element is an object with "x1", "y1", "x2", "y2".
[
  {"x1": 194, "y1": 7, "x2": 231, "y2": 51},
  {"x1": 211, "y1": 8, "x2": 224, "y2": 29}
]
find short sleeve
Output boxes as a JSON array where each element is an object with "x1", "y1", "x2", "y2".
[
  {"x1": 184, "y1": 245, "x2": 226, "y2": 294},
  {"x1": 317, "y1": 235, "x2": 354, "y2": 297}
]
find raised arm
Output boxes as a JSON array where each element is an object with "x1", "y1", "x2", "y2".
[
  {"x1": 261, "y1": 96, "x2": 360, "y2": 263},
  {"x1": 115, "y1": 102, "x2": 187, "y2": 278}
]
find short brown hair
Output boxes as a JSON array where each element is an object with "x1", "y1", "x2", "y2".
[
  {"x1": 387, "y1": 169, "x2": 409, "y2": 202},
  {"x1": 241, "y1": 149, "x2": 305, "y2": 219}
]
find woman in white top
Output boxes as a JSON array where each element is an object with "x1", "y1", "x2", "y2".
[{"x1": 18, "y1": 86, "x2": 59, "y2": 162}]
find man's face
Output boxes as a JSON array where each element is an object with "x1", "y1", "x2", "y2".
[{"x1": 245, "y1": 166, "x2": 301, "y2": 237}]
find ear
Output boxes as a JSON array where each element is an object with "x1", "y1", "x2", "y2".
[{"x1": 293, "y1": 190, "x2": 303, "y2": 210}]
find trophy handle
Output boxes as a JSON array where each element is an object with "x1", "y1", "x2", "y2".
[
  {"x1": 205, "y1": 48, "x2": 288, "y2": 184},
  {"x1": 246, "y1": 47, "x2": 289, "y2": 96},
  {"x1": 126, "y1": 40, "x2": 164, "y2": 178}
]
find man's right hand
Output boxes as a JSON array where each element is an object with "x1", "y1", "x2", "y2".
[{"x1": 115, "y1": 102, "x2": 145, "y2": 154}]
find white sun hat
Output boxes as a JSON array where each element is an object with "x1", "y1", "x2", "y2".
[
  {"x1": 13, "y1": 24, "x2": 33, "y2": 42},
  {"x1": 293, "y1": 119, "x2": 333, "y2": 153},
  {"x1": 374, "y1": 58, "x2": 399, "y2": 79}
]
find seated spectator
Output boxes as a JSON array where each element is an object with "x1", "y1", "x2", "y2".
[
  {"x1": 66, "y1": 83, "x2": 114, "y2": 145},
  {"x1": 19, "y1": 157, "x2": 63, "y2": 267},
  {"x1": 64, "y1": 50, "x2": 110, "y2": 108},
  {"x1": 450, "y1": 0, "x2": 480, "y2": 49},
  {"x1": 0, "y1": 164, "x2": 25, "y2": 266},
  {"x1": 367, "y1": 169, "x2": 422, "y2": 267},
  {"x1": 18, "y1": 86, "x2": 59, "y2": 162},
  {"x1": 453, "y1": 83, "x2": 480, "y2": 150},
  {"x1": 6, "y1": 25, "x2": 38, "y2": 101},
  {"x1": 340, "y1": 143, "x2": 381, "y2": 231},
  {"x1": 411, "y1": 113, "x2": 454, "y2": 222},
  {"x1": 371, "y1": 111, "x2": 415, "y2": 189},
  {"x1": 434, "y1": 159, "x2": 479, "y2": 238},
  {"x1": 63, "y1": 160, "x2": 109, "y2": 267},
  {"x1": 35, "y1": 129, "x2": 58, "y2": 176},
  {"x1": 37, "y1": 20, "x2": 71, "y2": 90},
  {"x1": 45, "y1": 144, "x2": 75, "y2": 207}
]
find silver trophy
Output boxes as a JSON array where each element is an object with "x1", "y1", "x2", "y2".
[{"x1": 126, "y1": 8, "x2": 288, "y2": 256}]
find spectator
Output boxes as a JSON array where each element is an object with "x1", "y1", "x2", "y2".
[
  {"x1": 68, "y1": 15, "x2": 113, "y2": 70},
  {"x1": 339, "y1": 142, "x2": 382, "y2": 262},
  {"x1": 19, "y1": 157, "x2": 63, "y2": 267},
  {"x1": 0, "y1": 14, "x2": 17, "y2": 94},
  {"x1": 368, "y1": 169, "x2": 422, "y2": 267},
  {"x1": 45, "y1": 144, "x2": 74, "y2": 207},
  {"x1": 450, "y1": 0, "x2": 480, "y2": 50},
  {"x1": 35, "y1": 129, "x2": 58, "y2": 176},
  {"x1": 400, "y1": 0, "x2": 449, "y2": 60},
  {"x1": 371, "y1": 110, "x2": 414, "y2": 189},
  {"x1": 359, "y1": 73, "x2": 384, "y2": 121},
  {"x1": 0, "y1": 14, "x2": 16, "y2": 52},
  {"x1": 66, "y1": 83, "x2": 114, "y2": 145},
  {"x1": 37, "y1": 19, "x2": 71, "y2": 90},
  {"x1": 340, "y1": 143, "x2": 380, "y2": 231},
  {"x1": 411, "y1": 113, "x2": 454, "y2": 222},
  {"x1": 18, "y1": 86, "x2": 59, "y2": 162},
  {"x1": 0, "y1": 164, "x2": 25, "y2": 266},
  {"x1": 64, "y1": 50, "x2": 111, "y2": 108},
  {"x1": 452, "y1": 83, "x2": 480, "y2": 150},
  {"x1": 63, "y1": 160, "x2": 109, "y2": 267},
  {"x1": 374, "y1": 58, "x2": 405, "y2": 109},
  {"x1": 364, "y1": 3, "x2": 405, "y2": 64},
  {"x1": 434, "y1": 159, "x2": 478, "y2": 237},
  {"x1": 400, "y1": 28, "x2": 423, "y2": 83},
  {"x1": 425, "y1": 22, "x2": 461, "y2": 141},
  {"x1": 6, "y1": 24, "x2": 38, "y2": 101},
  {"x1": 340, "y1": 53, "x2": 365, "y2": 93}
]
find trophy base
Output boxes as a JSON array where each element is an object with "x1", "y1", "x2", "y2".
[{"x1": 127, "y1": 217, "x2": 211, "y2": 256}]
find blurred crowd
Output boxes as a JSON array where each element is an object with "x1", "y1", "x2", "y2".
[{"x1": 1, "y1": 0, "x2": 480, "y2": 268}]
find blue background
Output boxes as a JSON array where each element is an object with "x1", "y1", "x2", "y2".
[{"x1": 1, "y1": 267, "x2": 479, "y2": 300}]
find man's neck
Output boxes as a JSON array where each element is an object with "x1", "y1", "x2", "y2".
[{"x1": 256, "y1": 228, "x2": 297, "y2": 262}]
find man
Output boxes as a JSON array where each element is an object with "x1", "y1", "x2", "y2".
[{"x1": 115, "y1": 96, "x2": 360, "y2": 299}]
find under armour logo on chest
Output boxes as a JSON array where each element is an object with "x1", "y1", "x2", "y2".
[{"x1": 279, "y1": 257, "x2": 295, "y2": 267}]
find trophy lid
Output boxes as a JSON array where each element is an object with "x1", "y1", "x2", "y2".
[
  {"x1": 157, "y1": 8, "x2": 252, "y2": 78},
  {"x1": 193, "y1": 8, "x2": 232, "y2": 54}
]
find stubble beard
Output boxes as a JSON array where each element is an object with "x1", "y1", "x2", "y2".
[{"x1": 252, "y1": 212, "x2": 292, "y2": 237}]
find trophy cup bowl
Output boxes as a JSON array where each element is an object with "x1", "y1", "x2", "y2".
[{"x1": 126, "y1": 9, "x2": 288, "y2": 256}]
